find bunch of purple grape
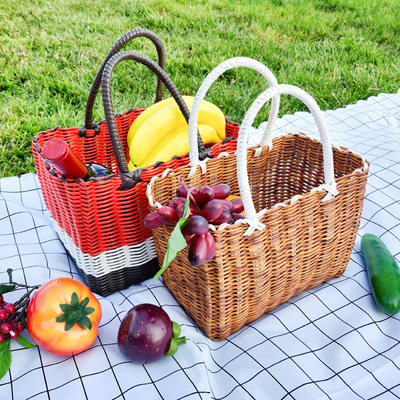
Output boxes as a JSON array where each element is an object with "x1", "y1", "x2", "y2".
[
  {"x1": 144, "y1": 182, "x2": 244, "y2": 267},
  {"x1": 0, "y1": 294, "x2": 25, "y2": 343}
]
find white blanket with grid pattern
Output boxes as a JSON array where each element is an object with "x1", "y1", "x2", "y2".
[{"x1": 0, "y1": 89, "x2": 399, "y2": 400}]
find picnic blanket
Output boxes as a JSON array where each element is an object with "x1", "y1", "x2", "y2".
[{"x1": 0, "y1": 89, "x2": 399, "y2": 400}]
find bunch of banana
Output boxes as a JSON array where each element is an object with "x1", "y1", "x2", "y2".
[{"x1": 127, "y1": 96, "x2": 226, "y2": 170}]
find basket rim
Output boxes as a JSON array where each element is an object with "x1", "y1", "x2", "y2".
[
  {"x1": 32, "y1": 111, "x2": 239, "y2": 185},
  {"x1": 147, "y1": 132, "x2": 369, "y2": 236}
]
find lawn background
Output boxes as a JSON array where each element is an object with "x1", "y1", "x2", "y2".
[{"x1": 0, "y1": 0, "x2": 399, "y2": 177}]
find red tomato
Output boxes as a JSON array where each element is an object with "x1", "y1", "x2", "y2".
[{"x1": 27, "y1": 278, "x2": 102, "y2": 356}]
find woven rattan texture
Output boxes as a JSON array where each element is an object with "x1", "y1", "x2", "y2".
[
  {"x1": 150, "y1": 134, "x2": 368, "y2": 340},
  {"x1": 32, "y1": 111, "x2": 239, "y2": 295},
  {"x1": 33, "y1": 109, "x2": 148, "y2": 256},
  {"x1": 33, "y1": 113, "x2": 239, "y2": 255}
]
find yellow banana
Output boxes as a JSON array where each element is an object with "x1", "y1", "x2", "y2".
[
  {"x1": 127, "y1": 96, "x2": 177, "y2": 146},
  {"x1": 128, "y1": 96, "x2": 225, "y2": 169},
  {"x1": 128, "y1": 124, "x2": 220, "y2": 170},
  {"x1": 128, "y1": 160, "x2": 135, "y2": 171}
]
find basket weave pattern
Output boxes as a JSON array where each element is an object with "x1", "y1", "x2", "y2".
[
  {"x1": 32, "y1": 110, "x2": 239, "y2": 295},
  {"x1": 149, "y1": 134, "x2": 368, "y2": 340}
]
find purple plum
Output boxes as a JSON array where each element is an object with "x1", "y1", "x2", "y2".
[{"x1": 117, "y1": 303, "x2": 185, "y2": 364}]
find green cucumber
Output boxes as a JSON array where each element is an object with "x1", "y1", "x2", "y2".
[{"x1": 361, "y1": 233, "x2": 400, "y2": 315}]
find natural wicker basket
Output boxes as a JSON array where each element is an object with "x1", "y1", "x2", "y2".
[
  {"x1": 32, "y1": 35, "x2": 281, "y2": 296},
  {"x1": 148, "y1": 67, "x2": 369, "y2": 340}
]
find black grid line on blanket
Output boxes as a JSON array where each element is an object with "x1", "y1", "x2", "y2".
[{"x1": 0, "y1": 90, "x2": 399, "y2": 400}]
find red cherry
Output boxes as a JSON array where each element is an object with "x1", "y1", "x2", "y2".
[
  {"x1": 17, "y1": 322, "x2": 25, "y2": 332},
  {"x1": 0, "y1": 322, "x2": 11, "y2": 334},
  {"x1": 0, "y1": 310, "x2": 7, "y2": 321},
  {"x1": 9, "y1": 330, "x2": 19, "y2": 339},
  {"x1": 0, "y1": 294, "x2": 4, "y2": 303},
  {"x1": 4, "y1": 303, "x2": 15, "y2": 314},
  {"x1": 0, "y1": 334, "x2": 5, "y2": 344}
]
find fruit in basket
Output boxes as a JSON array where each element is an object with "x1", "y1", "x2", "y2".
[
  {"x1": 201, "y1": 199, "x2": 224, "y2": 222},
  {"x1": 212, "y1": 208, "x2": 233, "y2": 224},
  {"x1": 171, "y1": 182, "x2": 243, "y2": 226},
  {"x1": 134, "y1": 124, "x2": 219, "y2": 169},
  {"x1": 117, "y1": 303, "x2": 186, "y2": 364},
  {"x1": 145, "y1": 180, "x2": 245, "y2": 272},
  {"x1": 213, "y1": 183, "x2": 231, "y2": 199},
  {"x1": 188, "y1": 235, "x2": 209, "y2": 266},
  {"x1": 27, "y1": 278, "x2": 102, "y2": 356},
  {"x1": 127, "y1": 96, "x2": 226, "y2": 170},
  {"x1": 127, "y1": 97, "x2": 177, "y2": 145},
  {"x1": 157, "y1": 206, "x2": 178, "y2": 225},
  {"x1": 230, "y1": 198, "x2": 245, "y2": 214},
  {"x1": 143, "y1": 211, "x2": 164, "y2": 229},
  {"x1": 204, "y1": 232, "x2": 216, "y2": 261},
  {"x1": 361, "y1": 234, "x2": 400, "y2": 314},
  {"x1": 196, "y1": 185, "x2": 214, "y2": 206},
  {"x1": 184, "y1": 215, "x2": 209, "y2": 235}
]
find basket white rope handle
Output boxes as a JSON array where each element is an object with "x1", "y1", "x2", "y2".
[
  {"x1": 188, "y1": 57, "x2": 280, "y2": 176},
  {"x1": 237, "y1": 84, "x2": 338, "y2": 236}
]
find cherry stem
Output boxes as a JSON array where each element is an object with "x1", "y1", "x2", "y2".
[
  {"x1": 14, "y1": 287, "x2": 37, "y2": 311},
  {"x1": 2, "y1": 269, "x2": 40, "y2": 315},
  {"x1": 178, "y1": 177, "x2": 201, "y2": 213},
  {"x1": 9, "y1": 282, "x2": 40, "y2": 290},
  {"x1": 4, "y1": 269, "x2": 40, "y2": 291}
]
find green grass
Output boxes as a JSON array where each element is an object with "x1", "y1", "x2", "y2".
[{"x1": 0, "y1": 0, "x2": 399, "y2": 177}]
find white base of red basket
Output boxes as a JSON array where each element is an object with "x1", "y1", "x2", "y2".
[{"x1": 49, "y1": 216, "x2": 159, "y2": 295}]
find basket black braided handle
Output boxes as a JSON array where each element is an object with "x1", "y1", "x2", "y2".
[
  {"x1": 84, "y1": 28, "x2": 165, "y2": 132},
  {"x1": 101, "y1": 50, "x2": 207, "y2": 190}
]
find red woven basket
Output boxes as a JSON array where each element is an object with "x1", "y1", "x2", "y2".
[{"x1": 32, "y1": 30, "x2": 250, "y2": 296}]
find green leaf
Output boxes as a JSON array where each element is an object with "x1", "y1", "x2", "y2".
[
  {"x1": 164, "y1": 338, "x2": 178, "y2": 357},
  {"x1": 76, "y1": 320, "x2": 86, "y2": 330},
  {"x1": 0, "y1": 284, "x2": 15, "y2": 295},
  {"x1": 83, "y1": 307, "x2": 95, "y2": 315},
  {"x1": 153, "y1": 198, "x2": 191, "y2": 281},
  {"x1": 82, "y1": 316, "x2": 92, "y2": 330},
  {"x1": 164, "y1": 336, "x2": 186, "y2": 357},
  {"x1": 57, "y1": 292, "x2": 96, "y2": 331},
  {"x1": 80, "y1": 297, "x2": 89, "y2": 307},
  {"x1": 65, "y1": 319, "x2": 75, "y2": 331},
  {"x1": 59, "y1": 304, "x2": 72, "y2": 312},
  {"x1": 56, "y1": 314, "x2": 67, "y2": 322},
  {"x1": 172, "y1": 321, "x2": 181, "y2": 338},
  {"x1": 0, "y1": 339, "x2": 11, "y2": 381},
  {"x1": 16, "y1": 335, "x2": 35, "y2": 349},
  {"x1": 181, "y1": 197, "x2": 191, "y2": 221},
  {"x1": 70, "y1": 292, "x2": 79, "y2": 307}
]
